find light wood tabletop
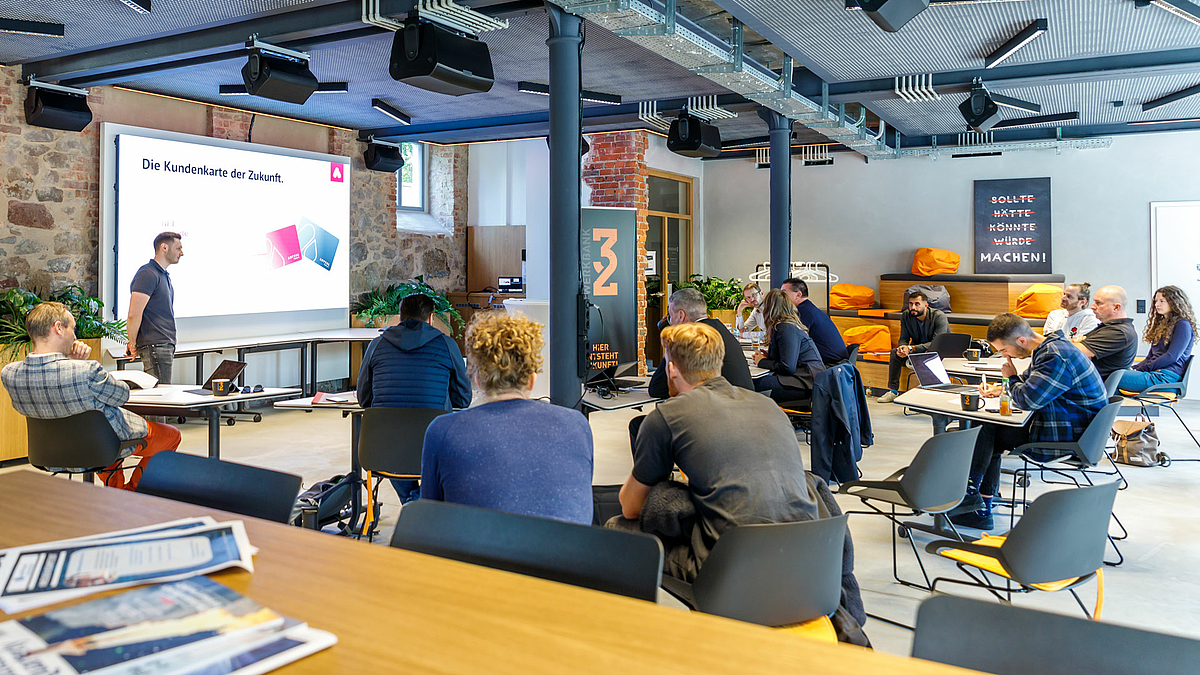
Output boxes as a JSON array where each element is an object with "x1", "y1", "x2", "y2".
[{"x1": 0, "y1": 471, "x2": 978, "y2": 675}]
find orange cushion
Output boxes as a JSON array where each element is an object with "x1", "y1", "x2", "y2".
[
  {"x1": 842, "y1": 325, "x2": 891, "y2": 354},
  {"x1": 912, "y1": 248, "x2": 961, "y2": 276},
  {"x1": 830, "y1": 284, "x2": 875, "y2": 310},
  {"x1": 776, "y1": 615, "x2": 837, "y2": 642},
  {"x1": 1015, "y1": 283, "x2": 1063, "y2": 318},
  {"x1": 856, "y1": 308, "x2": 893, "y2": 318}
]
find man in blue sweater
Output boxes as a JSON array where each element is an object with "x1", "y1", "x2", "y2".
[
  {"x1": 357, "y1": 293, "x2": 471, "y2": 501},
  {"x1": 782, "y1": 278, "x2": 850, "y2": 365}
]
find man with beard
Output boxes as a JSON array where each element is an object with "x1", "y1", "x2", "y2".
[
  {"x1": 878, "y1": 290, "x2": 949, "y2": 403},
  {"x1": 1042, "y1": 282, "x2": 1100, "y2": 338}
]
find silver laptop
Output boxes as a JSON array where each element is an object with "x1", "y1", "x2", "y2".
[{"x1": 908, "y1": 352, "x2": 977, "y2": 393}]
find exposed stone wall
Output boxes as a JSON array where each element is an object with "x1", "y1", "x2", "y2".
[
  {"x1": 583, "y1": 130, "x2": 649, "y2": 373},
  {"x1": 0, "y1": 69, "x2": 466, "y2": 302}
]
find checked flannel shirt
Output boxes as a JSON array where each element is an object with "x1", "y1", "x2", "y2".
[
  {"x1": 1, "y1": 352, "x2": 148, "y2": 441},
  {"x1": 1008, "y1": 332, "x2": 1107, "y2": 458}
]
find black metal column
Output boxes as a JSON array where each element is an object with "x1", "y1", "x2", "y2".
[
  {"x1": 546, "y1": 4, "x2": 584, "y2": 408},
  {"x1": 765, "y1": 110, "x2": 792, "y2": 289}
]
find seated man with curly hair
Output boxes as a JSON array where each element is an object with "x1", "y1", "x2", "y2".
[{"x1": 418, "y1": 313, "x2": 594, "y2": 524}]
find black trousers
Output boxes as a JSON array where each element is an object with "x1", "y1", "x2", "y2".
[
  {"x1": 887, "y1": 349, "x2": 906, "y2": 391},
  {"x1": 971, "y1": 423, "x2": 1030, "y2": 497},
  {"x1": 628, "y1": 415, "x2": 646, "y2": 455}
]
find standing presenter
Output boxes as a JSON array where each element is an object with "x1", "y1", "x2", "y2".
[{"x1": 127, "y1": 231, "x2": 183, "y2": 383}]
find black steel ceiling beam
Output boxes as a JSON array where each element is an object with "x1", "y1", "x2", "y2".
[
  {"x1": 802, "y1": 46, "x2": 1200, "y2": 104},
  {"x1": 897, "y1": 118, "x2": 1200, "y2": 147}
]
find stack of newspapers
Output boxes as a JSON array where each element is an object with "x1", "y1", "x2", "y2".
[{"x1": 0, "y1": 520, "x2": 335, "y2": 674}]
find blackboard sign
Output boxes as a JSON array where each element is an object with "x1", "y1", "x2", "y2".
[
  {"x1": 581, "y1": 207, "x2": 637, "y2": 373},
  {"x1": 974, "y1": 177, "x2": 1052, "y2": 274}
]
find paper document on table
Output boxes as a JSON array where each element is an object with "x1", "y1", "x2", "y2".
[
  {"x1": 109, "y1": 370, "x2": 158, "y2": 389},
  {"x1": 0, "y1": 521, "x2": 254, "y2": 613},
  {"x1": 971, "y1": 363, "x2": 1005, "y2": 372},
  {"x1": 311, "y1": 391, "x2": 357, "y2": 405}
]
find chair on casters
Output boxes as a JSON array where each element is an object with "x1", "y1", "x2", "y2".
[
  {"x1": 357, "y1": 407, "x2": 448, "y2": 540},
  {"x1": 1120, "y1": 355, "x2": 1196, "y2": 464},
  {"x1": 136, "y1": 452, "x2": 302, "y2": 523},
  {"x1": 1006, "y1": 398, "x2": 1128, "y2": 566},
  {"x1": 391, "y1": 499, "x2": 664, "y2": 602},
  {"x1": 925, "y1": 481, "x2": 1118, "y2": 620},
  {"x1": 26, "y1": 411, "x2": 145, "y2": 484},
  {"x1": 838, "y1": 426, "x2": 979, "y2": 591},
  {"x1": 659, "y1": 515, "x2": 848, "y2": 642},
  {"x1": 913, "y1": 594, "x2": 1200, "y2": 675}
]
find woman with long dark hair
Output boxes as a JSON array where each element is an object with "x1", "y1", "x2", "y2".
[
  {"x1": 752, "y1": 289, "x2": 825, "y2": 401},
  {"x1": 1118, "y1": 285, "x2": 1195, "y2": 392}
]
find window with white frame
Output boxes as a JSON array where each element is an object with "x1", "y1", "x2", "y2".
[{"x1": 398, "y1": 142, "x2": 426, "y2": 211}]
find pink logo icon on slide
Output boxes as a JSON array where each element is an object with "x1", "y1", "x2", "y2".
[
  {"x1": 265, "y1": 225, "x2": 303, "y2": 269},
  {"x1": 330, "y1": 163, "x2": 345, "y2": 182}
]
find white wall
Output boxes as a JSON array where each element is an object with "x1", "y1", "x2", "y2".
[{"x1": 702, "y1": 129, "x2": 1200, "y2": 329}]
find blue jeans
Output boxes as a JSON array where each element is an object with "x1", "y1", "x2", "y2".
[
  {"x1": 390, "y1": 479, "x2": 420, "y2": 503},
  {"x1": 1118, "y1": 369, "x2": 1181, "y2": 393},
  {"x1": 139, "y1": 343, "x2": 175, "y2": 383}
]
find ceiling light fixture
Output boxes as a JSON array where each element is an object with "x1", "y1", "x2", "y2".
[
  {"x1": 220, "y1": 82, "x2": 346, "y2": 96},
  {"x1": 1127, "y1": 117, "x2": 1200, "y2": 125},
  {"x1": 115, "y1": 0, "x2": 151, "y2": 14},
  {"x1": 986, "y1": 18, "x2": 1047, "y2": 68},
  {"x1": 0, "y1": 17, "x2": 65, "y2": 37},
  {"x1": 1143, "y1": 0, "x2": 1200, "y2": 26},
  {"x1": 371, "y1": 98, "x2": 411, "y2": 125},
  {"x1": 1141, "y1": 82, "x2": 1200, "y2": 111},
  {"x1": 990, "y1": 92, "x2": 1041, "y2": 113},
  {"x1": 992, "y1": 111, "x2": 1078, "y2": 129},
  {"x1": 517, "y1": 81, "x2": 622, "y2": 105}
]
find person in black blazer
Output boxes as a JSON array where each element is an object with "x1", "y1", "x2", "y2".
[{"x1": 753, "y1": 289, "x2": 826, "y2": 402}]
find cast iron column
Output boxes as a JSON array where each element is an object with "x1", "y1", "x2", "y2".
[
  {"x1": 546, "y1": 4, "x2": 584, "y2": 408},
  {"x1": 765, "y1": 110, "x2": 792, "y2": 289}
]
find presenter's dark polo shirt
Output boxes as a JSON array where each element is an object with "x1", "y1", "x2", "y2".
[
  {"x1": 1080, "y1": 317, "x2": 1137, "y2": 381},
  {"x1": 130, "y1": 260, "x2": 176, "y2": 347}
]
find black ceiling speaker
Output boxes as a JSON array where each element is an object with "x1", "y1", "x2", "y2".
[
  {"x1": 390, "y1": 19, "x2": 494, "y2": 96},
  {"x1": 241, "y1": 49, "x2": 318, "y2": 104},
  {"x1": 667, "y1": 113, "x2": 721, "y2": 158},
  {"x1": 858, "y1": 0, "x2": 930, "y2": 32},
  {"x1": 959, "y1": 82, "x2": 1002, "y2": 133},
  {"x1": 24, "y1": 84, "x2": 92, "y2": 132},
  {"x1": 545, "y1": 135, "x2": 590, "y2": 156},
  {"x1": 364, "y1": 143, "x2": 406, "y2": 173}
]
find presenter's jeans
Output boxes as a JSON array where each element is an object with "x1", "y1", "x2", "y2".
[
  {"x1": 140, "y1": 343, "x2": 176, "y2": 384},
  {"x1": 1118, "y1": 369, "x2": 1181, "y2": 393},
  {"x1": 100, "y1": 421, "x2": 181, "y2": 491}
]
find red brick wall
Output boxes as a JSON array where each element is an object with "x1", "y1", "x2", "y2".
[{"x1": 583, "y1": 130, "x2": 649, "y2": 373}]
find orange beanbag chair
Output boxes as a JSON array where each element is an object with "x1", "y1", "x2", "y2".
[
  {"x1": 842, "y1": 325, "x2": 891, "y2": 355},
  {"x1": 1015, "y1": 283, "x2": 1063, "y2": 318},
  {"x1": 830, "y1": 284, "x2": 876, "y2": 310},
  {"x1": 912, "y1": 248, "x2": 961, "y2": 276}
]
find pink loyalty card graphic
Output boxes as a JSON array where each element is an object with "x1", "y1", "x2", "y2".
[
  {"x1": 265, "y1": 225, "x2": 303, "y2": 269},
  {"x1": 330, "y1": 162, "x2": 345, "y2": 182}
]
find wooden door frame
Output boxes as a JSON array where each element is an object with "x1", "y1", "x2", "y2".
[{"x1": 643, "y1": 170, "x2": 694, "y2": 364}]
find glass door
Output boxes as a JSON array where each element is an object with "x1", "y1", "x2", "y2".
[{"x1": 644, "y1": 171, "x2": 693, "y2": 366}]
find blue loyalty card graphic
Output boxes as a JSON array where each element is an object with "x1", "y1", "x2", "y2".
[{"x1": 297, "y1": 218, "x2": 339, "y2": 271}]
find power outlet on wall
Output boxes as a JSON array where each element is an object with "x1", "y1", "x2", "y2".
[{"x1": 1137, "y1": 299, "x2": 1147, "y2": 314}]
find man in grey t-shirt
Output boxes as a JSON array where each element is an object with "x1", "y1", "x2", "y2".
[
  {"x1": 613, "y1": 322, "x2": 817, "y2": 581},
  {"x1": 127, "y1": 231, "x2": 183, "y2": 383}
]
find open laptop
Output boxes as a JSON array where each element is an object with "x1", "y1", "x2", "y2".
[
  {"x1": 184, "y1": 360, "x2": 248, "y2": 395},
  {"x1": 908, "y1": 352, "x2": 977, "y2": 393}
]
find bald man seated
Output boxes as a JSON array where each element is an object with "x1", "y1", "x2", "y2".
[{"x1": 1074, "y1": 285, "x2": 1138, "y2": 382}]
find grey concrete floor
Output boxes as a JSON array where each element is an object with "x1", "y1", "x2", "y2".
[{"x1": 9, "y1": 396, "x2": 1200, "y2": 656}]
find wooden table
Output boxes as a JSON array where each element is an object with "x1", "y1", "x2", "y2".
[{"x1": 0, "y1": 471, "x2": 976, "y2": 674}]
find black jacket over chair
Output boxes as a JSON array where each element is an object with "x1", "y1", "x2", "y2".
[{"x1": 810, "y1": 364, "x2": 872, "y2": 484}]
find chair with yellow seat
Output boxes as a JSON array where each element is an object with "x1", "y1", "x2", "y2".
[
  {"x1": 358, "y1": 406, "x2": 447, "y2": 540},
  {"x1": 660, "y1": 514, "x2": 849, "y2": 642},
  {"x1": 925, "y1": 481, "x2": 1118, "y2": 620},
  {"x1": 1120, "y1": 356, "x2": 1197, "y2": 464}
]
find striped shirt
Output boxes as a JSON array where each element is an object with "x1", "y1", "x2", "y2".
[
  {"x1": 1009, "y1": 333, "x2": 1106, "y2": 457},
  {"x1": 1, "y1": 353, "x2": 148, "y2": 440}
]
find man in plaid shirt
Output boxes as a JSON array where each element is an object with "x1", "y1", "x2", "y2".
[
  {"x1": 1, "y1": 302, "x2": 179, "y2": 489},
  {"x1": 950, "y1": 312, "x2": 1106, "y2": 530}
]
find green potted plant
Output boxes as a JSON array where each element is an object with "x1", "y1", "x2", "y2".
[
  {"x1": 673, "y1": 275, "x2": 743, "y2": 325},
  {"x1": 350, "y1": 276, "x2": 464, "y2": 337},
  {"x1": 0, "y1": 285, "x2": 127, "y2": 361}
]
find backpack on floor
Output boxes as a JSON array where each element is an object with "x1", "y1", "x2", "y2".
[
  {"x1": 1110, "y1": 417, "x2": 1165, "y2": 467},
  {"x1": 293, "y1": 473, "x2": 357, "y2": 533}
]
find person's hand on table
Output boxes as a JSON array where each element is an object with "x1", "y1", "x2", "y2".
[
  {"x1": 752, "y1": 350, "x2": 767, "y2": 366},
  {"x1": 896, "y1": 344, "x2": 910, "y2": 358},
  {"x1": 979, "y1": 382, "x2": 1002, "y2": 398},
  {"x1": 1000, "y1": 357, "x2": 1017, "y2": 378},
  {"x1": 68, "y1": 340, "x2": 92, "y2": 360}
]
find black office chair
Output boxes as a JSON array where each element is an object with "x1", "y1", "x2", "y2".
[
  {"x1": 136, "y1": 452, "x2": 302, "y2": 523},
  {"x1": 1122, "y1": 356, "x2": 1197, "y2": 463},
  {"x1": 391, "y1": 499, "x2": 664, "y2": 602},
  {"x1": 26, "y1": 411, "x2": 145, "y2": 484},
  {"x1": 357, "y1": 407, "x2": 448, "y2": 539},
  {"x1": 839, "y1": 426, "x2": 980, "y2": 590},
  {"x1": 926, "y1": 481, "x2": 1119, "y2": 619},
  {"x1": 913, "y1": 594, "x2": 1200, "y2": 675},
  {"x1": 660, "y1": 515, "x2": 847, "y2": 641}
]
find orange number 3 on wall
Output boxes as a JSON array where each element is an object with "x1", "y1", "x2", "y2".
[{"x1": 592, "y1": 228, "x2": 619, "y2": 296}]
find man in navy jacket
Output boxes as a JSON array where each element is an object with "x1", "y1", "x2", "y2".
[
  {"x1": 782, "y1": 278, "x2": 850, "y2": 365},
  {"x1": 358, "y1": 293, "x2": 471, "y2": 500}
]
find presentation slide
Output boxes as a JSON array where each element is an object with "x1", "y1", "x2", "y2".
[{"x1": 114, "y1": 133, "x2": 350, "y2": 318}]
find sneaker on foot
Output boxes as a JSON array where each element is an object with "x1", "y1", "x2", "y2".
[
  {"x1": 949, "y1": 509, "x2": 994, "y2": 530},
  {"x1": 878, "y1": 390, "x2": 899, "y2": 404},
  {"x1": 946, "y1": 493, "x2": 985, "y2": 517}
]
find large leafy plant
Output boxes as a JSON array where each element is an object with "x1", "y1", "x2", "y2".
[
  {"x1": 0, "y1": 285, "x2": 127, "y2": 360},
  {"x1": 350, "y1": 276, "x2": 464, "y2": 336},
  {"x1": 673, "y1": 275, "x2": 743, "y2": 311}
]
